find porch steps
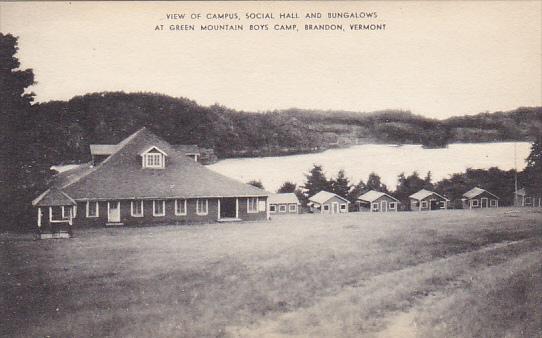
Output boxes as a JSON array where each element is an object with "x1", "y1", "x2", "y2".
[
  {"x1": 217, "y1": 218, "x2": 242, "y2": 223},
  {"x1": 39, "y1": 232, "x2": 71, "y2": 239},
  {"x1": 105, "y1": 222, "x2": 125, "y2": 227}
]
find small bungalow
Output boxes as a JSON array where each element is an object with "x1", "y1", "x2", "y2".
[
  {"x1": 356, "y1": 190, "x2": 400, "y2": 212},
  {"x1": 308, "y1": 191, "x2": 350, "y2": 214},
  {"x1": 268, "y1": 193, "x2": 301, "y2": 214},
  {"x1": 514, "y1": 188, "x2": 542, "y2": 207},
  {"x1": 462, "y1": 187, "x2": 499, "y2": 209},
  {"x1": 32, "y1": 127, "x2": 269, "y2": 238},
  {"x1": 409, "y1": 189, "x2": 449, "y2": 211}
]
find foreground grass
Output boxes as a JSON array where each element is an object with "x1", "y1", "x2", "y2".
[{"x1": 1, "y1": 208, "x2": 541, "y2": 337}]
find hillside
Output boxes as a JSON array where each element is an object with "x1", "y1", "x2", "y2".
[{"x1": 33, "y1": 92, "x2": 542, "y2": 164}]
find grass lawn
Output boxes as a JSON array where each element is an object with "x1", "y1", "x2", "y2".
[{"x1": 1, "y1": 208, "x2": 541, "y2": 337}]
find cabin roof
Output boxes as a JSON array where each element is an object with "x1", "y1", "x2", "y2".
[
  {"x1": 309, "y1": 190, "x2": 350, "y2": 204},
  {"x1": 358, "y1": 190, "x2": 399, "y2": 203},
  {"x1": 409, "y1": 189, "x2": 449, "y2": 201},
  {"x1": 35, "y1": 127, "x2": 268, "y2": 204},
  {"x1": 268, "y1": 193, "x2": 300, "y2": 205},
  {"x1": 32, "y1": 188, "x2": 76, "y2": 207},
  {"x1": 463, "y1": 187, "x2": 499, "y2": 199}
]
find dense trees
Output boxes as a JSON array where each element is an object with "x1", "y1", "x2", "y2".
[
  {"x1": 524, "y1": 136, "x2": 542, "y2": 196},
  {"x1": 277, "y1": 181, "x2": 297, "y2": 193},
  {"x1": 0, "y1": 34, "x2": 51, "y2": 231},
  {"x1": 28, "y1": 92, "x2": 541, "y2": 165}
]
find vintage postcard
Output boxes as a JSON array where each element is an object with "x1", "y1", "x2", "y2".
[{"x1": 1, "y1": 1, "x2": 541, "y2": 337}]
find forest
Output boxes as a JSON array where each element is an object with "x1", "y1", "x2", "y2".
[{"x1": 31, "y1": 93, "x2": 542, "y2": 165}]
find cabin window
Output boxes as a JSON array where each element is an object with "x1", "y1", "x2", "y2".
[
  {"x1": 340, "y1": 204, "x2": 347, "y2": 211},
  {"x1": 196, "y1": 199, "x2": 208, "y2": 215},
  {"x1": 153, "y1": 200, "x2": 165, "y2": 216},
  {"x1": 175, "y1": 199, "x2": 187, "y2": 215},
  {"x1": 490, "y1": 199, "x2": 497, "y2": 207},
  {"x1": 421, "y1": 201, "x2": 428, "y2": 208},
  {"x1": 61, "y1": 206, "x2": 71, "y2": 219},
  {"x1": 247, "y1": 197, "x2": 259, "y2": 213},
  {"x1": 86, "y1": 201, "x2": 99, "y2": 217},
  {"x1": 323, "y1": 205, "x2": 329, "y2": 211},
  {"x1": 389, "y1": 202, "x2": 396, "y2": 210},
  {"x1": 131, "y1": 200, "x2": 144, "y2": 217},
  {"x1": 289, "y1": 204, "x2": 297, "y2": 212},
  {"x1": 269, "y1": 205, "x2": 276, "y2": 213},
  {"x1": 524, "y1": 197, "x2": 532, "y2": 205},
  {"x1": 279, "y1": 205, "x2": 287, "y2": 213},
  {"x1": 371, "y1": 203, "x2": 379, "y2": 211},
  {"x1": 472, "y1": 199, "x2": 479, "y2": 207}
]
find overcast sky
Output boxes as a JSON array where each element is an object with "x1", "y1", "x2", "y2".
[{"x1": 1, "y1": 1, "x2": 541, "y2": 119}]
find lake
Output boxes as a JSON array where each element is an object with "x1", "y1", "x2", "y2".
[{"x1": 207, "y1": 142, "x2": 532, "y2": 192}]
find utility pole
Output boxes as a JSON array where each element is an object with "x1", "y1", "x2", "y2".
[{"x1": 514, "y1": 142, "x2": 518, "y2": 207}]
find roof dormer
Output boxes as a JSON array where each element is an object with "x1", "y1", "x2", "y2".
[{"x1": 140, "y1": 146, "x2": 168, "y2": 169}]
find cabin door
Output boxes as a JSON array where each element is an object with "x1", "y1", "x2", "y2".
[
  {"x1": 380, "y1": 200, "x2": 388, "y2": 212},
  {"x1": 108, "y1": 201, "x2": 121, "y2": 223},
  {"x1": 481, "y1": 198, "x2": 488, "y2": 208},
  {"x1": 332, "y1": 202, "x2": 339, "y2": 214}
]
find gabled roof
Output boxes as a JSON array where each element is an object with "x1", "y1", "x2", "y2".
[
  {"x1": 358, "y1": 190, "x2": 399, "y2": 203},
  {"x1": 32, "y1": 188, "x2": 76, "y2": 207},
  {"x1": 36, "y1": 127, "x2": 268, "y2": 203},
  {"x1": 463, "y1": 187, "x2": 499, "y2": 199},
  {"x1": 309, "y1": 190, "x2": 350, "y2": 204},
  {"x1": 409, "y1": 189, "x2": 449, "y2": 201},
  {"x1": 140, "y1": 145, "x2": 167, "y2": 156},
  {"x1": 268, "y1": 193, "x2": 300, "y2": 205}
]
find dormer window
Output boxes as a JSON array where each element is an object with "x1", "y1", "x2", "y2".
[{"x1": 140, "y1": 146, "x2": 167, "y2": 169}]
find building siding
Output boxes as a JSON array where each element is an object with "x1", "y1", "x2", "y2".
[
  {"x1": 410, "y1": 193, "x2": 447, "y2": 211},
  {"x1": 71, "y1": 197, "x2": 267, "y2": 227},
  {"x1": 462, "y1": 191, "x2": 499, "y2": 209}
]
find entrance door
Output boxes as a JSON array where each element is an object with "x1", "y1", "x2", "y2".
[
  {"x1": 220, "y1": 198, "x2": 237, "y2": 218},
  {"x1": 381, "y1": 200, "x2": 388, "y2": 212},
  {"x1": 430, "y1": 200, "x2": 439, "y2": 210},
  {"x1": 332, "y1": 202, "x2": 339, "y2": 214},
  {"x1": 481, "y1": 198, "x2": 488, "y2": 208},
  {"x1": 108, "y1": 201, "x2": 121, "y2": 222}
]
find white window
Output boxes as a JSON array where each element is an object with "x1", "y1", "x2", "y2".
[
  {"x1": 289, "y1": 204, "x2": 297, "y2": 212},
  {"x1": 145, "y1": 153, "x2": 164, "y2": 168},
  {"x1": 421, "y1": 201, "x2": 428, "y2": 208},
  {"x1": 86, "y1": 201, "x2": 99, "y2": 217},
  {"x1": 472, "y1": 199, "x2": 479, "y2": 207},
  {"x1": 340, "y1": 204, "x2": 347, "y2": 211},
  {"x1": 196, "y1": 199, "x2": 208, "y2": 215},
  {"x1": 279, "y1": 205, "x2": 287, "y2": 213},
  {"x1": 131, "y1": 200, "x2": 144, "y2": 217},
  {"x1": 269, "y1": 205, "x2": 277, "y2": 213},
  {"x1": 153, "y1": 200, "x2": 165, "y2": 216},
  {"x1": 61, "y1": 206, "x2": 71, "y2": 219},
  {"x1": 389, "y1": 202, "x2": 397, "y2": 210},
  {"x1": 371, "y1": 202, "x2": 379, "y2": 211},
  {"x1": 490, "y1": 199, "x2": 497, "y2": 207},
  {"x1": 247, "y1": 197, "x2": 259, "y2": 213},
  {"x1": 175, "y1": 199, "x2": 187, "y2": 215}
]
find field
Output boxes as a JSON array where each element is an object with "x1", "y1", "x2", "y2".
[{"x1": 1, "y1": 208, "x2": 541, "y2": 338}]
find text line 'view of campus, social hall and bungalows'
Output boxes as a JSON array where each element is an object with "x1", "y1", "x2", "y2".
[{"x1": 31, "y1": 127, "x2": 541, "y2": 239}]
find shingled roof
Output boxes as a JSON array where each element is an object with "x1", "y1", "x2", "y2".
[
  {"x1": 463, "y1": 187, "x2": 499, "y2": 199},
  {"x1": 268, "y1": 193, "x2": 300, "y2": 205},
  {"x1": 35, "y1": 127, "x2": 267, "y2": 205},
  {"x1": 409, "y1": 189, "x2": 449, "y2": 201},
  {"x1": 357, "y1": 190, "x2": 399, "y2": 202},
  {"x1": 32, "y1": 188, "x2": 77, "y2": 207},
  {"x1": 309, "y1": 191, "x2": 350, "y2": 204}
]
